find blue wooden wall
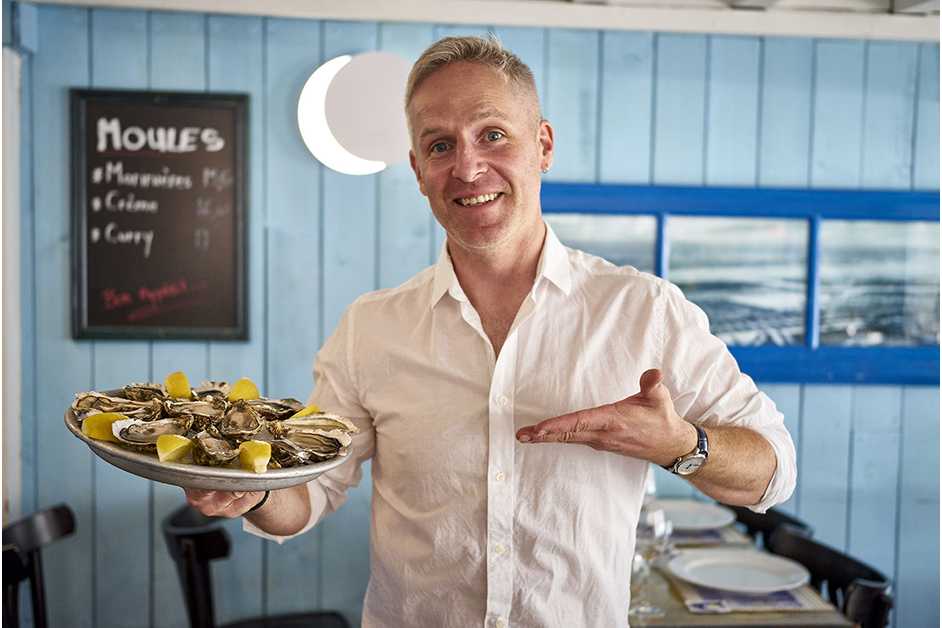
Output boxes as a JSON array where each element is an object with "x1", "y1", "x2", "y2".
[{"x1": 8, "y1": 4, "x2": 939, "y2": 626}]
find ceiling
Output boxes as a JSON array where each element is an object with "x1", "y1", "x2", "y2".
[{"x1": 30, "y1": 0, "x2": 941, "y2": 41}]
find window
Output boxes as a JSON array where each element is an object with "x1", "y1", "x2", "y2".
[{"x1": 542, "y1": 182, "x2": 940, "y2": 384}]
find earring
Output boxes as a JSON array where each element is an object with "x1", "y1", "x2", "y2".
[{"x1": 541, "y1": 167, "x2": 549, "y2": 174}]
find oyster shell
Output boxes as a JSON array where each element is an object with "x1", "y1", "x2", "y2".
[
  {"x1": 267, "y1": 412, "x2": 359, "y2": 435},
  {"x1": 269, "y1": 438, "x2": 314, "y2": 467},
  {"x1": 163, "y1": 397, "x2": 227, "y2": 432},
  {"x1": 112, "y1": 417, "x2": 192, "y2": 450},
  {"x1": 215, "y1": 399, "x2": 263, "y2": 440},
  {"x1": 244, "y1": 397, "x2": 305, "y2": 420},
  {"x1": 72, "y1": 392, "x2": 163, "y2": 421},
  {"x1": 123, "y1": 383, "x2": 168, "y2": 402},
  {"x1": 192, "y1": 381, "x2": 231, "y2": 400},
  {"x1": 192, "y1": 430, "x2": 240, "y2": 466},
  {"x1": 278, "y1": 429, "x2": 352, "y2": 459}
]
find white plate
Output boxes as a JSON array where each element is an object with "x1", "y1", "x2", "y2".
[
  {"x1": 667, "y1": 549, "x2": 811, "y2": 594},
  {"x1": 647, "y1": 499, "x2": 736, "y2": 531},
  {"x1": 65, "y1": 393, "x2": 352, "y2": 492}
]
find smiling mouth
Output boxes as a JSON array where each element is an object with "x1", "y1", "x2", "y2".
[{"x1": 456, "y1": 193, "x2": 500, "y2": 207}]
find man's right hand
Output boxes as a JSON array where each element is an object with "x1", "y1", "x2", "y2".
[{"x1": 184, "y1": 488, "x2": 266, "y2": 518}]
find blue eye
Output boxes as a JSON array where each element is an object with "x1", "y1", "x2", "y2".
[
  {"x1": 431, "y1": 142, "x2": 448, "y2": 153},
  {"x1": 487, "y1": 131, "x2": 503, "y2": 141}
]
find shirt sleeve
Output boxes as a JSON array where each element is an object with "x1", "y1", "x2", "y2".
[
  {"x1": 243, "y1": 303, "x2": 376, "y2": 543},
  {"x1": 657, "y1": 282, "x2": 797, "y2": 513}
]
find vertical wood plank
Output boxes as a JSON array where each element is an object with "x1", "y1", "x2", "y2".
[
  {"x1": 318, "y1": 20, "x2": 379, "y2": 625},
  {"x1": 798, "y1": 385, "x2": 852, "y2": 549},
  {"x1": 262, "y1": 15, "x2": 330, "y2": 618},
  {"x1": 598, "y1": 30, "x2": 654, "y2": 185},
  {"x1": 861, "y1": 42, "x2": 918, "y2": 190},
  {"x1": 758, "y1": 38, "x2": 813, "y2": 188},
  {"x1": 705, "y1": 35, "x2": 760, "y2": 186},
  {"x1": 491, "y1": 26, "x2": 546, "y2": 111},
  {"x1": 543, "y1": 28, "x2": 599, "y2": 182},
  {"x1": 757, "y1": 383, "x2": 802, "y2": 515},
  {"x1": 205, "y1": 17, "x2": 267, "y2": 622},
  {"x1": 31, "y1": 7, "x2": 94, "y2": 627},
  {"x1": 207, "y1": 15, "x2": 266, "y2": 390},
  {"x1": 377, "y1": 22, "x2": 436, "y2": 290},
  {"x1": 810, "y1": 40, "x2": 865, "y2": 188},
  {"x1": 896, "y1": 386, "x2": 940, "y2": 628},
  {"x1": 148, "y1": 13, "x2": 209, "y2": 627},
  {"x1": 847, "y1": 386, "x2": 900, "y2": 577},
  {"x1": 912, "y1": 43, "x2": 940, "y2": 190},
  {"x1": 652, "y1": 33, "x2": 707, "y2": 185},
  {"x1": 88, "y1": 10, "x2": 154, "y2": 627}
]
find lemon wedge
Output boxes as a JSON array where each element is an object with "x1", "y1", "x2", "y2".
[
  {"x1": 156, "y1": 434, "x2": 194, "y2": 462},
  {"x1": 239, "y1": 440, "x2": 271, "y2": 474},
  {"x1": 228, "y1": 377, "x2": 260, "y2": 401},
  {"x1": 165, "y1": 371, "x2": 193, "y2": 399},
  {"x1": 288, "y1": 404, "x2": 320, "y2": 418},
  {"x1": 81, "y1": 412, "x2": 125, "y2": 442}
]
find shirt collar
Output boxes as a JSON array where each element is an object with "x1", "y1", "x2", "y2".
[{"x1": 429, "y1": 220, "x2": 573, "y2": 310}]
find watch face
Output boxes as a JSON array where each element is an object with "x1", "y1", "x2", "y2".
[{"x1": 676, "y1": 456, "x2": 706, "y2": 476}]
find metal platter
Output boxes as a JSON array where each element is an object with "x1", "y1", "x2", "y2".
[{"x1": 64, "y1": 390, "x2": 352, "y2": 492}]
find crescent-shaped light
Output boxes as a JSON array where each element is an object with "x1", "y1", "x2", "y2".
[{"x1": 298, "y1": 55, "x2": 386, "y2": 176}]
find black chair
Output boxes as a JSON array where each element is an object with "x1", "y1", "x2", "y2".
[
  {"x1": 726, "y1": 504, "x2": 813, "y2": 551},
  {"x1": 2, "y1": 503, "x2": 76, "y2": 628},
  {"x1": 162, "y1": 504, "x2": 350, "y2": 628},
  {"x1": 769, "y1": 525, "x2": 893, "y2": 628}
]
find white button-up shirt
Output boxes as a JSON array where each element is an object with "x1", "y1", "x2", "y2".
[{"x1": 246, "y1": 224, "x2": 797, "y2": 627}]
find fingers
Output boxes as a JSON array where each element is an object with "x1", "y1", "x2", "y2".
[
  {"x1": 639, "y1": 368, "x2": 663, "y2": 395},
  {"x1": 182, "y1": 488, "x2": 262, "y2": 518},
  {"x1": 516, "y1": 408, "x2": 603, "y2": 444}
]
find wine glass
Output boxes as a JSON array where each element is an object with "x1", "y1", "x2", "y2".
[
  {"x1": 628, "y1": 550, "x2": 664, "y2": 621},
  {"x1": 638, "y1": 508, "x2": 675, "y2": 566}
]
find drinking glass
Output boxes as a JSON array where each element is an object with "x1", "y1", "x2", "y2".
[{"x1": 628, "y1": 551, "x2": 664, "y2": 621}]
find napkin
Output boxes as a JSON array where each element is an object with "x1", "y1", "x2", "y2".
[{"x1": 662, "y1": 571, "x2": 835, "y2": 614}]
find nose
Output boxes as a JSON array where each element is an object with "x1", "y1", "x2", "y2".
[{"x1": 451, "y1": 141, "x2": 486, "y2": 182}]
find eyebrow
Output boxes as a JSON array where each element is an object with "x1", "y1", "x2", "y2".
[{"x1": 417, "y1": 108, "x2": 515, "y2": 144}]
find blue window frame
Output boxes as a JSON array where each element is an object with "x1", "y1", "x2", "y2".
[{"x1": 541, "y1": 182, "x2": 940, "y2": 385}]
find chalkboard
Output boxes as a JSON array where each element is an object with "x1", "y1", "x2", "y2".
[{"x1": 71, "y1": 90, "x2": 248, "y2": 340}]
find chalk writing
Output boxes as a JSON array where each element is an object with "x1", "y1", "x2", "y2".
[
  {"x1": 96, "y1": 190, "x2": 159, "y2": 213},
  {"x1": 96, "y1": 117, "x2": 225, "y2": 153},
  {"x1": 202, "y1": 167, "x2": 233, "y2": 192},
  {"x1": 90, "y1": 222, "x2": 154, "y2": 258},
  {"x1": 102, "y1": 288, "x2": 133, "y2": 310},
  {"x1": 91, "y1": 161, "x2": 192, "y2": 190}
]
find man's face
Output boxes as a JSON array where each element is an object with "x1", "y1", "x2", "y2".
[{"x1": 408, "y1": 62, "x2": 554, "y2": 255}]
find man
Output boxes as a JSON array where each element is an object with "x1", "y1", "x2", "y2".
[{"x1": 186, "y1": 36, "x2": 796, "y2": 626}]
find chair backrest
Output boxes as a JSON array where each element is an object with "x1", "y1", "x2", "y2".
[
  {"x1": 769, "y1": 526, "x2": 893, "y2": 628},
  {"x1": 162, "y1": 504, "x2": 232, "y2": 628},
  {"x1": 728, "y1": 505, "x2": 813, "y2": 551},
  {"x1": 2, "y1": 504, "x2": 76, "y2": 628}
]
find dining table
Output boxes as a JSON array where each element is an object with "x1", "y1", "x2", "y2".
[{"x1": 632, "y1": 499, "x2": 855, "y2": 628}]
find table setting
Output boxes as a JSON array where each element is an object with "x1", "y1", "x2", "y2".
[{"x1": 630, "y1": 494, "x2": 853, "y2": 627}]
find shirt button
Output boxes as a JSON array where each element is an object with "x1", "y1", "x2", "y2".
[
  {"x1": 496, "y1": 621, "x2": 506, "y2": 628},
  {"x1": 498, "y1": 396, "x2": 508, "y2": 406},
  {"x1": 494, "y1": 544, "x2": 506, "y2": 555},
  {"x1": 495, "y1": 471, "x2": 506, "y2": 482}
]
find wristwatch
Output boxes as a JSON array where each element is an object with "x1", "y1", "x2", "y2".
[{"x1": 663, "y1": 424, "x2": 709, "y2": 476}]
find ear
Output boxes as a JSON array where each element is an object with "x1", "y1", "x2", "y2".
[
  {"x1": 409, "y1": 150, "x2": 429, "y2": 197},
  {"x1": 538, "y1": 120, "x2": 554, "y2": 171}
]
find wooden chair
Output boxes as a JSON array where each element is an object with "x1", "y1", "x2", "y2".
[
  {"x1": 2, "y1": 504, "x2": 76, "y2": 628},
  {"x1": 162, "y1": 504, "x2": 350, "y2": 628},
  {"x1": 769, "y1": 525, "x2": 893, "y2": 628},
  {"x1": 726, "y1": 504, "x2": 813, "y2": 551}
]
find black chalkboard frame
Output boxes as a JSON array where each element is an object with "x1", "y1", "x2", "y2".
[{"x1": 70, "y1": 89, "x2": 249, "y2": 341}]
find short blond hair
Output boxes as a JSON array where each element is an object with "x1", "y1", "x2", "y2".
[{"x1": 405, "y1": 35, "x2": 542, "y2": 136}]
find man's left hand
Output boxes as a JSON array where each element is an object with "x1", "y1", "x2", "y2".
[{"x1": 515, "y1": 368, "x2": 697, "y2": 467}]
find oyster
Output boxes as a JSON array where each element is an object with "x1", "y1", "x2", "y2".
[
  {"x1": 267, "y1": 413, "x2": 356, "y2": 459},
  {"x1": 192, "y1": 381, "x2": 231, "y2": 400},
  {"x1": 123, "y1": 383, "x2": 168, "y2": 401},
  {"x1": 244, "y1": 397, "x2": 305, "y2": 420},
  {"x1": 112, "y1": 417, "x2": 192, "y2": 450},
  {"x1": 192, "y1": 430, "x2": 240, "y2": 466},
  {"x1": 215, "y1": 399, "x2": 263, "y2": 440},
  {"x1": 72, "y1": 392, "x2": 163, "y2": 421},
  {"x1": 269, "y1": 438, "x2": 314, "y2": 467},
  {"x1": 163, "y1": 397, "x2": 227, "y2": 432}
]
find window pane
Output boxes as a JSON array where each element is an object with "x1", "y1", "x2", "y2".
[
  {"x1": 820, "y1": 220, "x2": 940, "y2": 346},
  {"x1": 669, "y1": 217, "x2": 808, "y2": 346},
  {"x1": 545, "y1": 213, "x2": 657, "y2": 274}
]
